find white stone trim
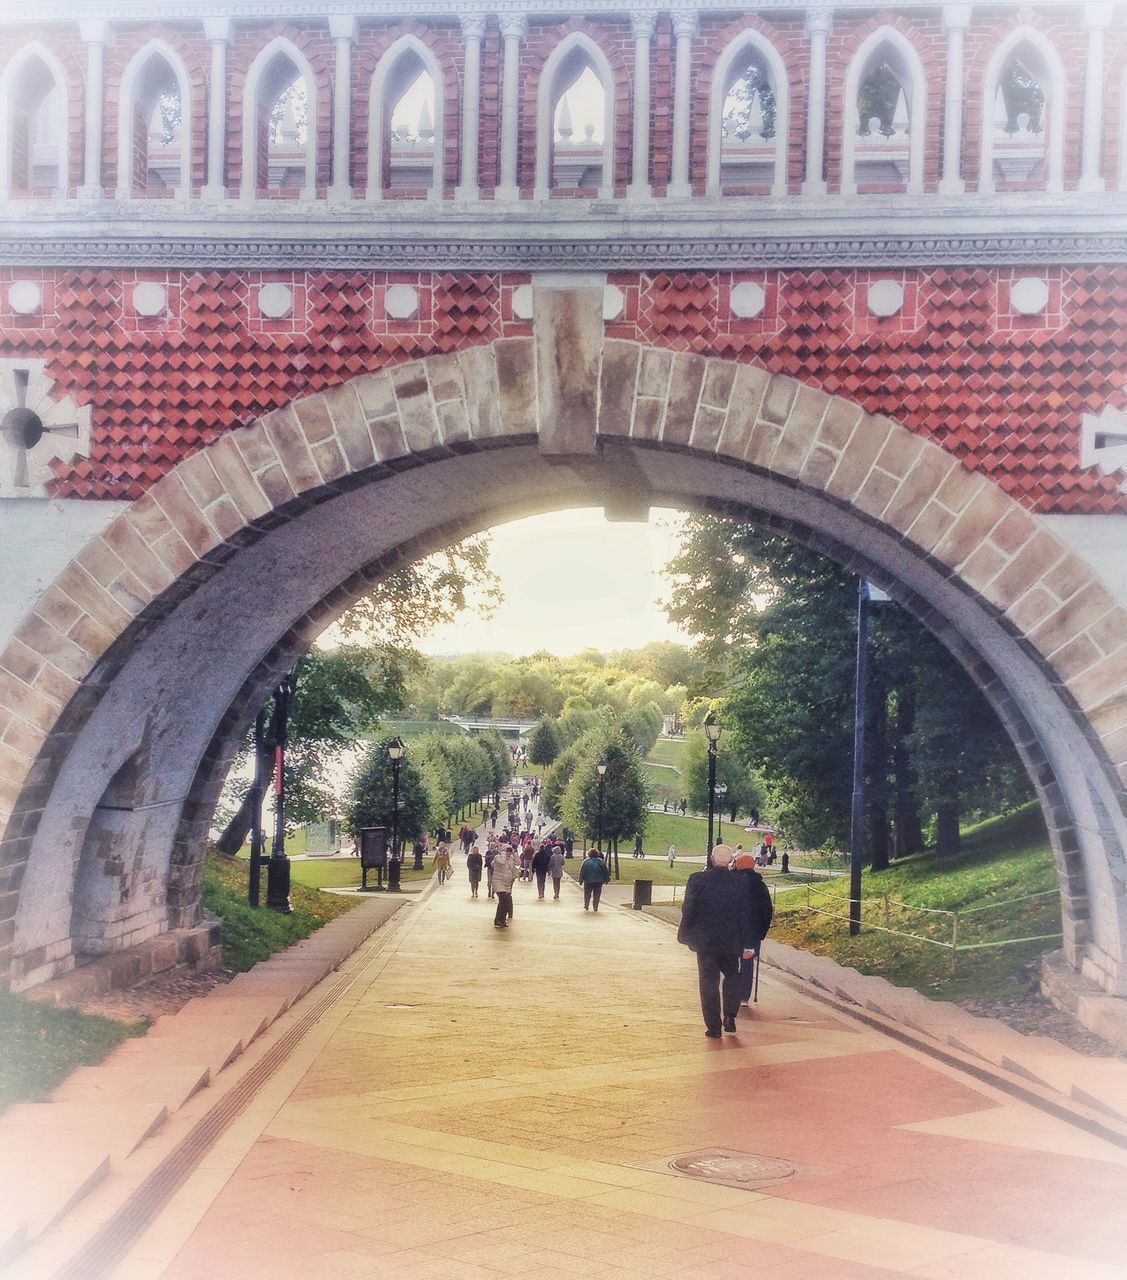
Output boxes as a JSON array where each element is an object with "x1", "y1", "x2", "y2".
[
  {"x1": 366, "y1": 34, "x2": 444, "y2": 201},
  {"x1": 535, "y1": 32, "x2": 616, "y2": 201},
  {"x1": 0, "y1": 42, "x2": 71, "y2": 200},
  {"x1": 801, "y1": 7, "x2": 831, "y2": 196},
  {"x1": 706, "y1": 28, "x2": 789, "y2": 198},
  {"x1": 115, "y1": 38, "x2": 193, "y2": 200},
  {"x1": 979, "y1": 25, "x2": 1067, "y2": 197},
  {"x1": 240, "y1": 36, "x2": 318, "y2": 201},
  {"x1": 839, "y1": 25, "x2": 926, "y2": 197}
]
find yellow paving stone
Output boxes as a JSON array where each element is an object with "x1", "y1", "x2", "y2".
[{"x1": 899, "y1": 1104, "x2": 1127, "y2": 1168}]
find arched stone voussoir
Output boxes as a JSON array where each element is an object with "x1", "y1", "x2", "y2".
[{"x1": 2, "y1": 334, "x2": 1127, "y2": 995}]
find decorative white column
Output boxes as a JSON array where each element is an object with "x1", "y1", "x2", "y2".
[
  {"x1": 496, "y1": 13, "x2": 527, "y2": 202},
  {"x1": 328, "y1": 16, "x2": 357, "y2": 201},
  {"x1": 78, "y1": 20, "x2": 110, "y2": 199},
  {"x1": 1079, "y1": 2, "x2": 1112, "y2": 193},
  {"x1": 938, "y1": 5, "x2": 970, "y2": 195},
  {"x1": 628, "y1": 11, "x2": 655, "y2": 199},
  {"x1": 456, "y1": 15, "x2": 487, "y2": 201},
  {"x1": 801, "y1": 7, "x2": 831, "y2": 196},
  {"x1": 667, "y1": 12, "x2": 697, "y2": 198},
  {"x1": 202, "y1": 18, "x2": 232, "y2": 202}
]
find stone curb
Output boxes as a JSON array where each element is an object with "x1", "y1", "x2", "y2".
[
  {"x1": 0, "y1": 895, "x2": 406, "y2": 1267},
  {"x1": 763, "y1": 940, "x2": 1127, "y2": 1130}
]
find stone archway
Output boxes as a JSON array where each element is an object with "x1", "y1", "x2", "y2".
[{"x1": 0, "y1": 284, "x2": 1124, "y2": 997}]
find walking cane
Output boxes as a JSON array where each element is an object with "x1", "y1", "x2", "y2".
[{"x1": 753, "y1": 946, "x2": 761, "y2": 1004}]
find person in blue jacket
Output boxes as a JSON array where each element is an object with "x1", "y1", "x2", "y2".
[{"x1": 578, "y1": 847, "x2": 611, "y2": 912}]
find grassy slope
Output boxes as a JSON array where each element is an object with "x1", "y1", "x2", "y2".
[
  {"x1": 651, "y1": 805, "x2": 1060, "y2": 1002},
  {"x1": 201, "y1": 851, "x2": 367, "y2": 971},
  {"x1": 0, "y1": 996, "x2": 146, "y2": 1112}
]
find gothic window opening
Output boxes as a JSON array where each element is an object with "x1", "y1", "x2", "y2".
[
  {"x1": 719, "y1": 53, "x2": 778, "y2": 195},
  {"x1": 387, "y1": 61, "x2": 436, "y2": 195},
  {"x1": 551, "y1": 59, "x2": 606, "y2": 193},
  {"x1": 852, "y1": 55, "x2": 911, "y2": 192},
  {"x1": 991, "y1": 56, "x2": 1049, "y2": 189},
  {"x1": 6, "y1": 54, "x2": 65, "y2": 195},
  {"x1": 244, "y1": 44, "x2": 316, "y2": 199},
  {"x1": 118, "y1": 48, "x2": 186, "y2": 197}
]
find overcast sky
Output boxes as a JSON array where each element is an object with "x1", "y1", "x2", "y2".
[{"x1": 415, "y1": 508, "x2": 694, "y2": 657}]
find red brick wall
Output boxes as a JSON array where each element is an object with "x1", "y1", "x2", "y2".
[{"x1": 0, "y1": 265, "x2": 1123, "y2": 517}]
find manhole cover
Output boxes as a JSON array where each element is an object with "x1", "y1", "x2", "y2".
[{"x1": 669, "y1": 1148, "x2": 796, "y2": 1188}]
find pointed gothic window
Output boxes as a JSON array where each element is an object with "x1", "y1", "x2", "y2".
[
  {"x1": 117, "y1": 47, "x2": 188, "y2": 197},
  {"x1": 535, "y1": 36, "x2": 614, "y2": 200},
  {"x1": 242, "y1": 44, "x2": 316, "y2": 199},
  {"x1": 387, "y1": 62, "x2": 436, "y2": 194},
  {"x1": 6, "y1": 53, "x2": 66, "y2": 194},
  {"x1": 718, "y1": 53, "x2": 778, "y2": 195},
  {"x1": 991, "y1": 57, "x2": 1049, "y2": 189}
]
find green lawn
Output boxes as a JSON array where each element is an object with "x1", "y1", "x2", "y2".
[
  {"x1": 0, "y1": 995, "x2": 146, "y2": 1113},
  {"x1": 638, "y1": 810, "x2": 716, "y2": 857},
  {"x1": 287, "y1": 858, "x2": 434, "y2": 891},
  {"x1": 646, "y1": 804, "x2": 1062, "y2": 1003},
  {"x1": 647, "y1": 737, "x2": 688, "y2": 770}
]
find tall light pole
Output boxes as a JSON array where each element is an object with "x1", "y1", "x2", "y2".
[
  {"x1": 596, "y1": 755, "x2": 607, "y2": 856},
  {"x1": 387, "y1": 737, "x2": 405, "y2": 893},
  {"x1": 848, "y1": 581, "x2": 890, "y2": 936},
  {"x1": 716, "y1": 781, "x2": 728, "y2": 843},
  {"x1": 704, "y1": 713, "x2": 722, "y2": 855},
  {"x1": 266, "y1": 670, "x2": 297, "y2": 914}
]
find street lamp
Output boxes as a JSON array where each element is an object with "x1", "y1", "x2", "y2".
[
  {"x1": 596, "y1": 755, "x2": 607, "y2": 856},
  {"x1": 387, "y1": 737, "x2": 405, "y2": 893},
  {"x1": 848, "y1": 582, "x2": 890, "y2": 935},
  {"x1": 704, "y1": 713, "x2": 722, "y2": 855},
  {"x1": 715, "y1": 782, "x2": 728, "y2": 843}
]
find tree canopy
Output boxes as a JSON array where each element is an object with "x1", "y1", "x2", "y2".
[{"x1": 663, "y1": 516, "x2": 1032, "y2": 861}]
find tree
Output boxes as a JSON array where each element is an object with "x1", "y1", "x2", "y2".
[
  {"x1": 664, "y1": 516, "x2": 1032, "y2": 859},
  {"x1": 216, "y1": 643, "x2": 410, "y2": 852},
  {"x1": 349, "y1": 736, "x2": 432, "y2": 843},
  {"x1": 560, "y1": 729, "x2": 650, "y2": 853},
  {"x1": 681, "y1": 732, "x2": 764, "y2": 825},
  {"x1": 529, "y1": 717, "x2": 563, "y2": 766},
  {"x1": 474, "y1": 728, "x2": 513, "y2": 793}
]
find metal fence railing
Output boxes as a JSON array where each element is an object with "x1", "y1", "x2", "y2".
[{"x1": 783, "y1": 881, "x2": 1062, "y2": 973}]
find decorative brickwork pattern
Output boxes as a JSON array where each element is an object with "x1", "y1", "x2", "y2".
[{"x1": 2, "y1": 266, "x2": 1121, "y2": 513}]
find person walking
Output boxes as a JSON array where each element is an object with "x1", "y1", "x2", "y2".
[
  {"x1": 731, "y1": 849, "x2": 774, "y2": 1007},
  {"x1": 548, "y1": 843, "x2": 566, "y2": 900},
  {"x1": 676, "y1": 844, "x2": 762, "y2": 1038},
  {"x1": 579, "y1": 848, "x2": 611, "y2": 912},
  {"x1": 492, "y1": 845, "x2": 516, "y2": 929},
  {"x1": 633, "y1": 833, "x2": 644, "y2": 859},
  {"x1": 667, "y1": 843, "x2": 676, "y2": 868},
  {"x1": 532, "y1": 841, "x2": 552, "y2": 900},
  {"x1": 484, "y1": 845, "x2": 497, "y2": 898},
  {"x1": 466, "y1": 844, "x2": 484, "y2": 899},
  {"x1": 432, "y1": 843, "x2": 452, "y2": 885}
]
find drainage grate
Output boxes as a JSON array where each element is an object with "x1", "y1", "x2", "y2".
[{"x1": 669, "y1": 1148, "x2": 797, "y2": 1188}]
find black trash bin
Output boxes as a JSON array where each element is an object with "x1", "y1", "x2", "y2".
[{"x1": 632, "y1": 879, "x2": 653, "y2": 910}]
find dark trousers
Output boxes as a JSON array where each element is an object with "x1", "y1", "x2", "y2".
[
  {"x1": 535, "y1": 870, "x2": 547, "y2": 897},
  {"x1": 695, "y1": 951, "x2": 742, "y2": 1034},
  {"x1": 733, "y1": 953, "x2": 757, "y2": 1005},
  {"x1": 583, "y1": 883, "x2": 603, "y2": 910},
  {"x1": 494, "y1": 891, "x2": 513, "y2": 926}
]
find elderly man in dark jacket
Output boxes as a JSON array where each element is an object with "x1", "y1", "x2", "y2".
[{"x1": 677, "y1": 844, "x2": 772, "y2": 1037}]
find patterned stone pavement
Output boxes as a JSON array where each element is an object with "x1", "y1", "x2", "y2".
[{"x1": 113, "y1": 864, "x2": 1127, "y2": 1279}]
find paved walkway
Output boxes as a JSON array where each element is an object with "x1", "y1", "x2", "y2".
[{"x1": 18, "y1": 863, "x2": 1127, "y2": 1279}]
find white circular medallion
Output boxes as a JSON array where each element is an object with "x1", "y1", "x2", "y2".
[
  {"x1": 385, "y1": 284, "x2": 419, "y2": 320},
  {"x1": 258, "y1": 283, "x2": 294, "y2": 319},
  {"x1": 1011, "y1": 277, "x2": 1049, "y2": 316},
  {"x1": 8, "y1": 280, "x2": 42, "y2": 316},
  {"x1": 512, "y1": 284, "x2": 534, "y2": 320},
  {"x1": 730, "y1": 282, "x2": 766, "y2": 319},
  {"x1": 132, "y1": 282, "x2": 167, "y2": 317},
  {"x1": 603, "y1": 284, "x2": 625, "y2": 322},
  {"x1": 867, "y1": 280, "x2": 904, "y2": 318}
]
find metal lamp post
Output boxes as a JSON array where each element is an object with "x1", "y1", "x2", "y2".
[
  {"x1": 387, "y1": 736, "x2": 405, "y2": 893},
  {"x1": 704, "y1": 713, "x2": 722, "y2": 855},
  {"x1": 848, "y1": 582, "x2": 890, "y2": 936},
  {"x1": 266, "y1": 671, "x2": 297, "y2": 914},
  {"x1": 715, "y1": 782, "x2": 728, "y2": 843},
  {"x1": 596, "y1": 755, "x2": 607, "y2": 856}
]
